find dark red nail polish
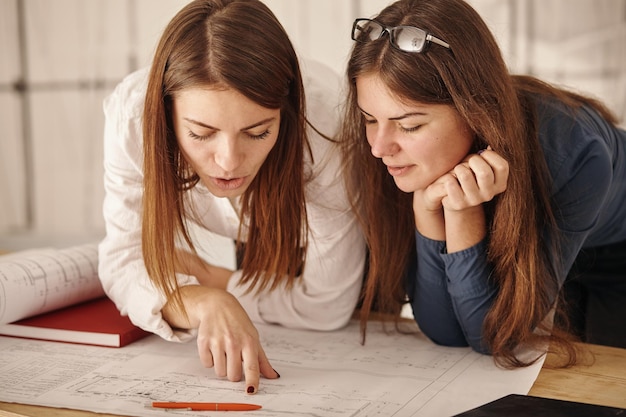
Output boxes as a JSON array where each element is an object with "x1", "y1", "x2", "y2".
[
  {"x1": 247, "y1": 385, "x2": 255, "y2": 394},
  {"x1": 273, "y1": 368, "x2": 281, "y2": 378}
]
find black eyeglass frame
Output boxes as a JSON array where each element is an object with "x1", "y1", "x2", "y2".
[{"x1": 351, "y1": 18, "x2": 450, "y2": 53}]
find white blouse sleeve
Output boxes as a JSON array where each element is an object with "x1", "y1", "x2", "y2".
[
  {"x1": 225, "y1": 59, "x2": 366, "y2": 330},
  {"x1": 98, "y1": 68, "x2": 199, "y2": 342}
]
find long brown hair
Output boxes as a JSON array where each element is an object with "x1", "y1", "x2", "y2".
[
  {"x1": 342, "y1": 0, "x2": 618, "y2": 367},
  {"x1": 142, "y1": 0, "x2": 308, "y2": 315}
]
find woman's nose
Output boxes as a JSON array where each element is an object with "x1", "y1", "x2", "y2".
[
  {"x1": 213, "y1": 136, "x2": 242, "y2": 172},
  {"x1": 368, "y1": 127, "x2": 399, "y2": 158}
]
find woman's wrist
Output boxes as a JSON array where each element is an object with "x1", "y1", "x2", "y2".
[
  {"x1": 444, "y1": 205, "x2": 486, "y2": 253},
  {"x1": 162, "y1": 285, "x2": 233, "y2": 330},
  {"x1": 413, "y1": 192, "x2": 446, "y2": 240}
]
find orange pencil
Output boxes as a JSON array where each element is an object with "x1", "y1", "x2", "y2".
[{"x1": 152, "y1": 402, "x2": 262, "y2": 411}]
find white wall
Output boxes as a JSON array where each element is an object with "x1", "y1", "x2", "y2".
[{"x1": 0, "y1": 0, "x2": 625, "y2": 251}]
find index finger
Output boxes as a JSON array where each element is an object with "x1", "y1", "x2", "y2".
[
  {"x1": 242, "y1": 345, "x2": 260, "y2": 394},
  {"x1": 242, "y1": 344, "x2": 279, "y2": 395}
]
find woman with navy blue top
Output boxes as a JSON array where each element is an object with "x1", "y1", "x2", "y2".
[{"x1": 341, "y1": 0, "x2": 626, "y2": 367}]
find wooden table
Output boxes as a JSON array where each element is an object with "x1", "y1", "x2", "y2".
[
  {"x1": 0, "y1": 407, "x2": 116, "y2": 417},
  {"x1": 529, "y1": 342, "x2": 626, "y2": 409}
]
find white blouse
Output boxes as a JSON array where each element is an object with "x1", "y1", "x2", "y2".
[{"x1": 98, "y1": 59, "x2": 366, "y2": 342}]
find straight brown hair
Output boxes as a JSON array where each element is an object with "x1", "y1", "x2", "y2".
[{"x1": 142, "y1": 0, "x2": 309, "y2": 315}]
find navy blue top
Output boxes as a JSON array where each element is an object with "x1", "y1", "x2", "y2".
[{"x1": 406, "y1": 96, "x2": 626, "y2": 353}]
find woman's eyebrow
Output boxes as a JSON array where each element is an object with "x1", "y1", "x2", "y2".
[
  {"x1": 184, "y1": 117, "x2": 215, "y2": 130},
  {"x1": 241, "y1": 117, "x2": 276, "y2": 131},
  {"x1": 357, "y1": 106, "x2": 427, "y2": 121},
  {"x1": 183, "y1": 117, "x2": 276, "y2": 131},
  {"x1": 388, "y1": 112, "x2": 426, "y2": 121},
  {"x1": 358, "y1": 106, "x2": 374, "y2": 117}
]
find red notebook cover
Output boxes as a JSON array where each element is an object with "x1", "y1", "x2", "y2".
[{"x1": 0, "y1": 297, "x2": 150, "y2": 347}]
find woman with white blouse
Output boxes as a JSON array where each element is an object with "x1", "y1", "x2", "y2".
[{"x1": 98, "y1": 0, "x2": 365, "y2": 395}]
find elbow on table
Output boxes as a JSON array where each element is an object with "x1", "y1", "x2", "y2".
[
  {"x1": 425, "y1": 332, "x2": 469, "y2": 349},
  {"x1": 425, "y1": 332, "x2": 491, "y2": 355},
  {"x1": 417, "y1": 318, "x2": 491, "y2": 355},
  {"x1": 467, "y1": 339, "x2": 491, "y2": 355},
  {"x1": 303, "y1": 309, "x2": 353, "y2": 331},
  {"x1": 275, "y1": 302, "x2": 354, "y2": 332}
]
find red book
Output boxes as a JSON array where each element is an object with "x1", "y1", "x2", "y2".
[{"x1": 0, "y1": 297, "x2": 150, "y2": 347}]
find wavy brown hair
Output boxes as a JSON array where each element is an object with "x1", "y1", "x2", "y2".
[
  {"x1": 342, "y1": 0, "x2": 618, "y2": 367},
  {"x1": 142, "y1": 0, "x2": 308, "y2": 315}
]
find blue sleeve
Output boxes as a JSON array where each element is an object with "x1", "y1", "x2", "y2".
[{"x1": 408, "y1": 232, "x2": 496, "y2": 353}]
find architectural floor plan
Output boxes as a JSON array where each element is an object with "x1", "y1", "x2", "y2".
[{"x1": 0, "y1": 319, "x2": 543, "y2": 417}]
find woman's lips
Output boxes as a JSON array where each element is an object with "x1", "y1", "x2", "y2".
[
  {"x1": 210, "y1": 176, "x2": 246, "y2": 190},
  {"x1": 386, "y1": 165, "x2": 413, "y2": 177}
]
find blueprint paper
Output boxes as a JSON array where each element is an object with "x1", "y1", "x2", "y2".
[
  {"x1": 0, "y1": 243, "x2": 104, "y2": 324},
  {"x1": 0, "y1": 320, "x2": 544, "y2": 417}
]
